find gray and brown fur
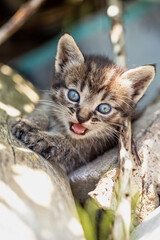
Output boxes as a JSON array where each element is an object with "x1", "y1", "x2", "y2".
[{"x1": 12, "y1": 34, "x2": 155, "y2": 174}]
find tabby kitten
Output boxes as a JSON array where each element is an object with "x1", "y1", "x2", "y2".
[{"x1": 12, "y1": 34, "x2": 155, "y2": 174}]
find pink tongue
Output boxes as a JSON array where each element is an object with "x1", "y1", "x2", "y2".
[{"x1": 72, "y1": 123, "x2": 86, "y2": 134}]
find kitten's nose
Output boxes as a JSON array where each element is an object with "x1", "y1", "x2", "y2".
[{"x1": 76, "y1": 108, "x2": 92, "y2": 124}]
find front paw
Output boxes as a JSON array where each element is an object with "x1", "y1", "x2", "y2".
[
  {"x1": 11, "y1": 119, "x2": 39, "y2": 141},
  {"x1": 16, "y1": 128, "x2": 57, "y2": 160},
  {"x1": 12, "y1": 119, "x2": 57, "y2": 160},
  {"x1": 24, "y1": 132, "x2": 57, "y2": 160}
]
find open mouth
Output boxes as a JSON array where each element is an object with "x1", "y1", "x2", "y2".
[{"x1": 70, "y1": 122, "x2": 88, "y2": 136}]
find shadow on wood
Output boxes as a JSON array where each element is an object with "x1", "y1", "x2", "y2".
[{"x1": 0, "y1": 64, "x2": 84, "y2": 240}]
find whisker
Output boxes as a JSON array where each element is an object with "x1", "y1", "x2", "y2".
[
  {"x1": 121, "y1": 95, "x2": 134, "y2": 102},
  {"x1": 39, "y1": 100, "x2": 57, "y2": 106},
  {"x1": 116, "y1": 100, "x2": 132, "y2": 112},
  {"x1": 104, "y1": 128, "x2": 119, "y2": 143},
  {"x1": 107, "y1": 121, "x2": 123, "y2": 127},
  {"x1": 104, "y1": 124, "x2": 120, "y2": 137},
  {"x1": 115, "y1": 97, "x2": 134, "y2": 110},
  {"x1": 40, "y1": 102, "x2": 69, "y2": 114},
  {"x1": 106, "y1": 127, "x2": 119, "y2": 140},
  {"x1": 39, "y1": 90, "x2": 51, "y2": 94}
]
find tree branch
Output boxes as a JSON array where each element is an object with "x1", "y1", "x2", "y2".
[{"x1": 0, "y1": 0, "x2": 46, "y2": 45}]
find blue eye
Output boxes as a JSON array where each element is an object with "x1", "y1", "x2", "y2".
[
  {"x1": 97, "y1": 104, "x2": 111, "y2": 114},
  {"x1": 68, "y1": 90, "x2": 80, "y2": 102}
]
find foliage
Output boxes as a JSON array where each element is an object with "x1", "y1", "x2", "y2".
[
  {"x1": 76, "y1": 190, "x2": 140, "y2": 240},
  {"x1": 130, "y1": 192, "x2": 141, "y2": 231},
  {"x1": 77, "y1": 200, "x2": 115, "y2": 240}
]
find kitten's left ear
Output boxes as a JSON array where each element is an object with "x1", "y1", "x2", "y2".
[
  {"x1": 121, "y1": 65, "x2": 156, "y2": 104},
  {"x1": 55, "y1": 33, "x2": 84, "y2": 73}
]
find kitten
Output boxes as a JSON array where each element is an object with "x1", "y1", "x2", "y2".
[{"x1": 12, "y1": 34, "x2": 155, "y2": 174}]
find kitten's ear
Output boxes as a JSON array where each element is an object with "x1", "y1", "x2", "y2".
[
  {"x1": 121, "y1": 65, "x2": 156, "y2": 104},
  {"x1": 55, "y1": 34, "x2": 84, "y2": 73}
]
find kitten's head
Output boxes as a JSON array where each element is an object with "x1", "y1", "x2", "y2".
[{"x1": 51, "y1": 34, "x2": 155, "y2": 140}]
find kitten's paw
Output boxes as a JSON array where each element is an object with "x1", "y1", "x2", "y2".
[
  {"x1": 24, "y1": 132, "x2": 57, "y2": 160},
  {"x1": 11, "y1": 119, "x2": 39, "y2": 141},
  {"x1": 12, "y1": 119, "x2": 58, "y2": 159}
]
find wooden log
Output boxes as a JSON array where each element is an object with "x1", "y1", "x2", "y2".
[
  {"x1": 113, "y1": 118, "x2": 133, "y2": 240},
  {"x1": 0, "y1": 64, "x2": 85, "y2": 240}
]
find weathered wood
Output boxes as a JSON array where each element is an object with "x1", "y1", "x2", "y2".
[
  {"x1": 107, "y1": 0, "x2": 126, "y2": 68},
  {"x1": 0, "y1": 65, "x2": 84, "y2": 240},
  {"x1": 130, "y1": 206, "x2": 160, "y2": 240},
  {"x1": 108, "y1": 1, "x2": 134, "y2": 238},
  {"x1": 113, "y1": 118, "x2": 133, "y2": 240}
]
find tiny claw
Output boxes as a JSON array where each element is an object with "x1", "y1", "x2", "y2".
[{"x1": 41, "y1": 146, "x2": 56, "y2": 160}]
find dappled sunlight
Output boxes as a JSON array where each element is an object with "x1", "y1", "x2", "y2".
[
  {"x1": 12, "y1": 165, "x2": 54, "y2": 207},
  {"x1": 12, "y1": 73, "x2": 35, "y2": 90},
  {"x1": 0, "y1": 101, "x2": 21, "y2": 117},
  {"x1": 15, "y1": 83, "x2": 39, "y2": 104},
  {"x1": 13, "y1": 73, "x2": 39, "y2": 104},
  {"x1": 68, "y1": 217, "x2": 84, "y2": 238},
  {"x1": 0, "y1": 181, "x2": 33, "y2": 217},
  {"x1": 0, "y1": 143, "x2": 6, "y2": 150},
  {"x1": 107, "y1": 5, "x2": 119, "y2": 17},
  {"x1": 0, "y1": 69, "x2": 39, "y2": 114},
  {"x1": 12, "y1": 73, "x2": 24, "y2": 85},
  {"x1": 0, "y1": 65, "x2": 13, "y2": 76},
  {"x1": 116, "y1": 199, "x2": 131, "y2": 230},
  {"x1": 110, "y1": 24, "x2": 123, "y2": 44},
  {"x1": 0, "y1": 203, "x2": 36, "y2": 240},
  {"x1": 16, "y1": 147, "x2": 33, "y2": 153},
  {"x1": 23, "y1": 103, "x2": 34, "y2": 113}
]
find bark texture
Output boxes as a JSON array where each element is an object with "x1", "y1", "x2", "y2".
[{"x1": 0, "y1": 65, "x2": 84, "y2": 240}]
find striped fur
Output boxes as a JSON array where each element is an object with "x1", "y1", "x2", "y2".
[{"x1": 12, "y1": 34, "x2": 156, "y2": 173}]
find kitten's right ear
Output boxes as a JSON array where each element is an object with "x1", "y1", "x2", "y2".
[
  {"x1": 120, "y1": 65, "x2": 156, "y2": 105},
  {"x1": 55, "y1": 34, "x2": 84, "y2": 73}
]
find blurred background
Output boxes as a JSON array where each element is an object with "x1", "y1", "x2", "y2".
[{"x1": 0, "y1": 0, "x2": 160, "y2": 109}]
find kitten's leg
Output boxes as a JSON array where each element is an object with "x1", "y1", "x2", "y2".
[
  {"x1": 12, "y1": 103, "x2": 51, "y2": 140},
  {"x1": 13, "y1": 126, "x2": 82, "y2": 173}
]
